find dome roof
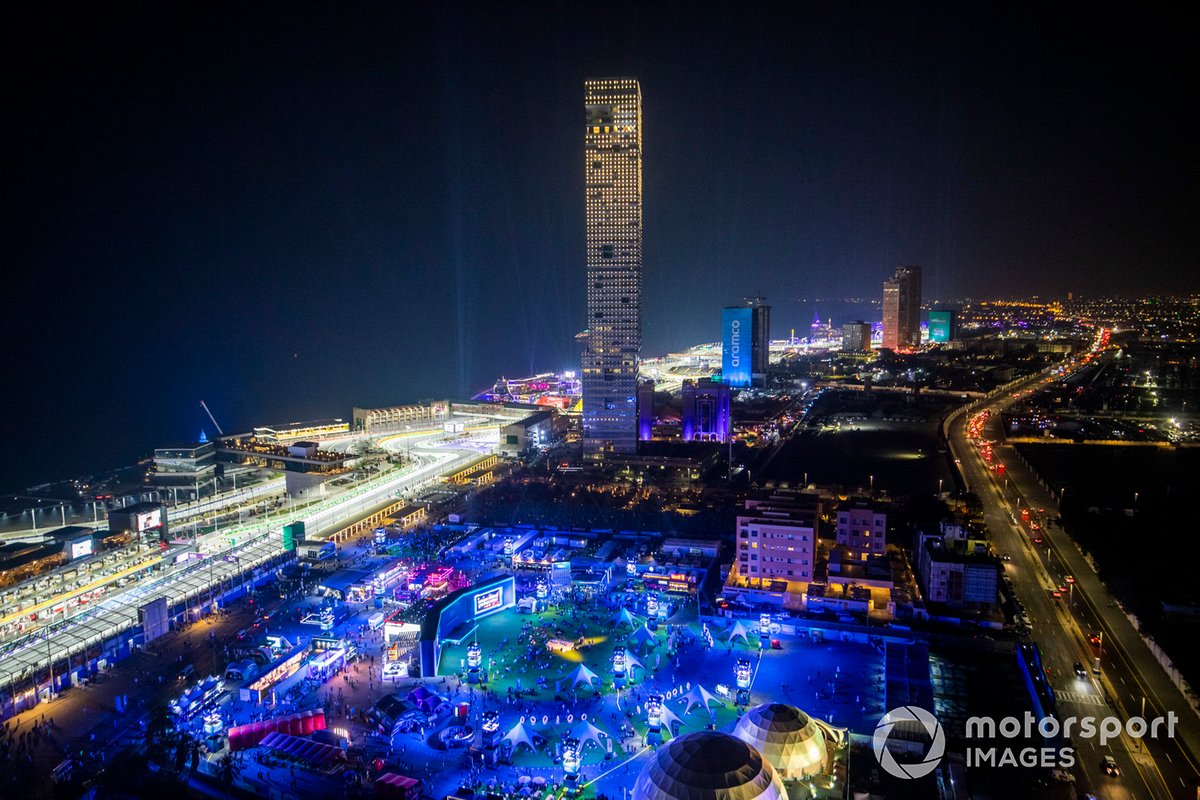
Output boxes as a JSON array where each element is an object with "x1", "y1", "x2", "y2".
[
  {"x1": 632, "y1": 731, "x2": 785, "y2": 800},
  {"x1": 732, "y1": 703, "x2": 828, "y2": 778}
]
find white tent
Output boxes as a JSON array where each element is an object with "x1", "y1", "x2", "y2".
[
  {"x1": 568, "y1": 719, "x2": 609, "y2": 752},
  {"x1": 611, "y1": 607, "x2": 639, "y2": 629},
  {"x1": 727, "y1": 620, "x2": 751, "y2": 646},
  {"x1": 563, "y1": 663, "x2": 600, "y2": 691},
  {"x1": 659, "y1": 703, "x2": 686, "y2": 734},
  {"x1": 678, "y1": 684, "x2": 724, "y2": 715},
  {"x1": 503, "y1": 720, "x2": 541, "y2": 753},
  {"x1": 628, "y1": 625, "x2": 658, "y2": 652},
  {"x1": 625, "y1": 651, "x2": 648, "y2": 675}
]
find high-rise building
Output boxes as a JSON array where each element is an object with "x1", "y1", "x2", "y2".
[
  {"x1": 681, "y1": 378, "x2": 731, "y2": 442},
  {"x1": 881, "y1": 266, "x2": 922, "y2": 350},
  {"x1": 734, "y1": 491, "x2": 822, "y2": 585},
  {"x1": 722, "y1": 298, "x2": 771, "y2": 388},
  {"x1": 582, "y1": 78, "x2": 643, "y2": 457},
  {"x1": 927, "y1": 310, "x2": 957, "y2": 343},
  {"x1": 637, "y1": 380, "x2": 655, "y2": 442},
  {"x1": 841, "y1": 321, "x2": 872, "y2": 353},
  {"x1": 836, "y1": 499, "x2": 887, "y2": 561},
  {"x1": 722, "y1": 306, "x2": 753, "y2": 388},
  {"x1": 744, "y1": 297, "x2": 771, "y2": 378}
]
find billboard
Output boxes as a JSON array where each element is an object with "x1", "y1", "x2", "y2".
[
  {"x1": 138, "y1": 597, "x2": 170, "y2": 643},
  {"x1": 70, "y1": 540, "x2": 94, "y2": 560},
  {"x1": 474, "y1": 586, "x2": 504, "y2": 616},
  {"x1": 928, "y1": 310, "x2": 955, "y2": 343},
  {"x1": 722, "y1": 307, "x2": 753, "y2": 388},
  {"x1": 136, "y1": 508, "x2": 163, "y2": 532}
]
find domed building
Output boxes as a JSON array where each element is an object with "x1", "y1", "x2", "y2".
[
  {"x1": 632, "y1": 731, "x2": 785, "y2": 800},
  {"x1": 732, "y1": 703, "x2": 829, "y2": 779}
]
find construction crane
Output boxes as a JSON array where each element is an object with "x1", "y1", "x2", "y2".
[{"x1": 199, "y1": 400, "x2": 225, "y2": 436}]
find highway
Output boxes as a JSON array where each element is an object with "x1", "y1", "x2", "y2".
[
  {"x1": 946, "y1": 352, "x2": 1200, "y2": 798},
  {"x1": 0, "y1": 427, "x2": 497, "y2": 695}
]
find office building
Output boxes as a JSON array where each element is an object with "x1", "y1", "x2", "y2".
[
  {"x1": 916, "y1": 525, "x2": 1001, "y2": 611},
  {"x1": 722, "y1": 299, "x2": 771, "y2": 388},
  {"x1": 680, "y1": 378, "x2": 731, "y2": 442},
  {"x1": 582, "y1": 78, "x2": 643, "y2": 457},
  {"x1": 745, "y1": 297, "x2": 771, "y2": 378},
  {"x1": 733, "y1": 491, "x2": 821, "y2": 584},
  {"x1": 722, "y1": 307, "x2": 753, "y2": 388},
  {"x1": 928, "y1": 309, "x2": 957, "y2": 343},
  {"x1": 841, "y1": 321, "x2": 872, "y2": 353},
  {"x1": 153, "y1": 442, "x2": 216, "y2": 489},
  {"x1": 498, "y1": 410, "x2": 561, "y2": 457},
  {"x1": 835, "y1": 499, "x2": 887, "y2": 561},
  {"x1": 637, "y1": 380, "x2": 655, "y2": 441},
  {"x1": 881, "y1": 265, "x2": 922, "y2": 350}
]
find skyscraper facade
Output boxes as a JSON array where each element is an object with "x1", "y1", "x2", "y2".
[
  {"x1": 582, "y1": 78, "x2": 643, "y2": 457},
  {"x1": 722, "y1": 297, "x2": 771, "y2": 388},
  {"x1": 745, "y1": 296, "x2": 771, "y2": 378},
  {"x1": 681, "y1": 378, "x2": 732, "y2": 442},
  {"x1": 881, "y1": 265, "x2": 922, "y2": 350},
  {"x1": 841, "y1": 320, "x2": 872, "y2": 352}
]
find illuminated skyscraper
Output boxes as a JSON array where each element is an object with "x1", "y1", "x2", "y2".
[
  {"x1": 882, "y1": 265, "x2": 922, "y2": 350},
  {"x1": 582, "y1": 78, "x2": 643, "y2": 457}
]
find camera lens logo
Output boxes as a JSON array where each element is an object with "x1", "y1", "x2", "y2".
[{"x1": 873, "y1": 706, "x2": 946, "y2": 780}]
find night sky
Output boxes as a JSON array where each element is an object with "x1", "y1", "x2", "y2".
[{"x1": 4, "y1": 3, "x2": 1196, "y2": 491}]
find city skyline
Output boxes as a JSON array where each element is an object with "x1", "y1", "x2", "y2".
[
  {"x1": 4, "y1": 2, "x2": 1196, "y2": 491},
  {"x1": 0, "y1": 5, "x2": 1197, "y2": 791}
]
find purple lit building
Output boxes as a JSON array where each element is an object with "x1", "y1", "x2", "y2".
[
  {"x1": 681, "y1": 378, "x2": 731, "y2": 442},
  {"x1": 637, "y1": 380, "x2": 655, "y2": 441}
]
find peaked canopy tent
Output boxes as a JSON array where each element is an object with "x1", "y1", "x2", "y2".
[
  {"x1": 612, "y1": 607, "x2": 640, "y2": 629},
  {"x1": 563, "y1": 663, "x2": 601, "y2": 691},
  {"x1": 658, "y1": 703, "x2": 687, "y2": 736},
  {"x1": 678, "y1": 684, "x2": 724, "y2": 716},
  {"x1": 625, "y1": 651, "x2": 648, "y2": 675},
  {"x1": 628, "y1": 625, "x2": 659, "y2": 652},
  {"x1": 503, "y1": 720, "x2": 542, "y2": 753},
  {"x1": 726, "y1": 620, "x2": 752, "y2": 646},
  {"x1": 568, "y1": 719, "x2": 610, "y2": 751}
]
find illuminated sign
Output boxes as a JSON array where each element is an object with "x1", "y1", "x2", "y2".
[
  {"x1": 928, "y1": 310, "x2": 955, "y2": 343},
  {"x1": 70, "y1": 540, "x2": 94, "y2": 559},
  {"x1": 474, "y1": 586, "x2": 504, "y2": 615},
  {"x1": 722, "y1": 307, "x2": 753, "y2": 387},
  {"x1": 136, "y1": 508, "x2": 163, "y2": 532}
]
